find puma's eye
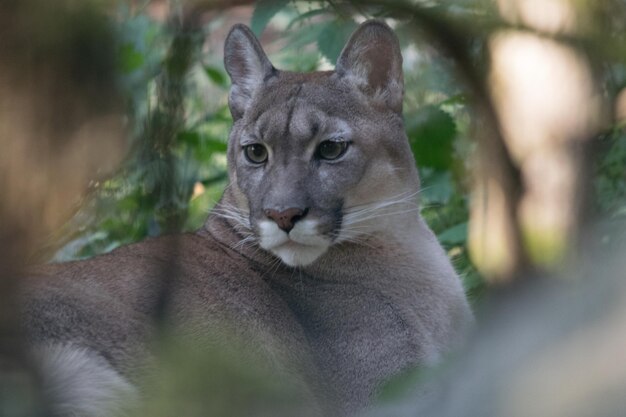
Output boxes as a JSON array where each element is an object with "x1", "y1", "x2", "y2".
[
  {"x1": 317, "y1": 141, "x2": 349, "y2": 160},
  {"x1": 243, "y1": 144, "x2": 268, "y2": 164}
]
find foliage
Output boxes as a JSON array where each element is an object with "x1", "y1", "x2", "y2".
[{"x1": 595, "y1": 130, "x2": 626, "y2": 219}]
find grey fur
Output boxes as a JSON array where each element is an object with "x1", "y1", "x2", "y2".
[{"x1": 20, "y1": 21, "x2": 472, "y2": 416}]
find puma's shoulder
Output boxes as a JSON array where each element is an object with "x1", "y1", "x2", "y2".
[{"x1": 22, "y1": 231, "x2": 268, "y2": 317}]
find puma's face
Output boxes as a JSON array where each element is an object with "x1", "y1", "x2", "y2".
[
  {"x1": 231, "y1": 78, "x2": 369, "y2": 267},
  {"x1": 222, "y1": 21, "x2": 419, "y2": 267}
]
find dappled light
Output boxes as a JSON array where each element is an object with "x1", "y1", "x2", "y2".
[
  {"x1": 488, "y1": 29, "x2": 600, "y2": 267},
  {"x1": 497, "y1": 0, "x2": 579, "y2": 35}
]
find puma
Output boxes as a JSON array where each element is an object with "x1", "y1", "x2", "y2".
[{"x1": 20, "y1": 20, "x2": 472, "y2": 416}]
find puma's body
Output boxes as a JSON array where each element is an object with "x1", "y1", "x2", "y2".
[{"x1": 21, "y1": 21, "x2": 472, "y2": 416}]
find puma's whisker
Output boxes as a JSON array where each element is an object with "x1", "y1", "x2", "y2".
[
  {"x1": 211, "y1": 204, "x2": 252, "y2": 231},
  {"x1": 231, "y1": 235, "x2": 257, "y2": 251},
  {"x1": 343, "y1": 189, "x2": 421, "y2": 212},
  {"x1": 343, "y1": 206, "x2": 422, "y2": 224}
]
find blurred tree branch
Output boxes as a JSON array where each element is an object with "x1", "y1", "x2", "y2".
[{"x1": 0, "y1": 1, "x2": 126, "y2": 414}]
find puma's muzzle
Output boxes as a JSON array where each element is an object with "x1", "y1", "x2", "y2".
[{"x1": 257, "y1": 217, "x2": 332, "y2": 266}]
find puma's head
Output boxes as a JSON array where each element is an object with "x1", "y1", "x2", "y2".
[{"x1": 221, "y1": 20, "x2": 419, "y2": 267}]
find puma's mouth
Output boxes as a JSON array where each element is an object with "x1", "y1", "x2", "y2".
[
  {"x1": 272, "y1": 240, "x2": 329, "y2": 267},
  {"x1": 257, "y1": 219, "x2": 331, "y2": 266}
]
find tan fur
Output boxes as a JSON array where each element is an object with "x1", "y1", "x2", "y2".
[{"x1": 20, "y1": 21, "x2": 472, "y2": 416}]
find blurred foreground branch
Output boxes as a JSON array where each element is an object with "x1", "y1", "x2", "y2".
[{"x1": 0, "y1": 1, "x2": 126, "y2": 414}]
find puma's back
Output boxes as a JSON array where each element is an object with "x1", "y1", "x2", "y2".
[{"x1": 21, "y1": 21, "x2": 472, "y2": 417}]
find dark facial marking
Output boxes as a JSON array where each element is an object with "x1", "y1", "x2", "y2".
[
  {"x1": 310, "y1": 121, "x2": 319, "y2": 137},
  {"x1": 283, "y1": 84, "x2": 303, "y2": 139}
]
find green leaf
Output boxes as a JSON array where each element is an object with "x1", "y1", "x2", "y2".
[
  {"x1": 177, "y1": 131, "x2": 201, "y2": 146},
  {"x1": 316, "y1": 19, "x2": 359, "y2": 63},
  {"x1": 278, "y1": 48, "x2": 320, "y2": 72},
  {"x1": 204, "y1": 65, "x2": 228, "y2": 87},
  {"x1": 178, "y1": 131, "x2": 228, "y2": 155},
  {"x1": 119, "y1": 43, "x2": 144, "y2": 73},
  {"x1": 203, "y1": 138, "x2": 228, "y2": 153},
  {"x1": 420, "y1": 170, "x2": 454, "y2": 205},
  {"x1": 407, "y1": 105, "x2": 457, "y2": 170},
  {"x1": 286, "y1": 8, "x2": 329, "y2": 30},
  {"x1": 439, "y1": 93, "x2": 468, "y2": 107},
  {"x1": 251, "y1": 0, "x2": 290, "y2": 36},
  {"x1": 438, "y1": 222, "x2": 468, "y2": 245},
  {"x1": 288, "y1": 23, "x2": 325, "y2": 50},
  {"x1": 199, "y1": 172, "x2": 229, "y2": 187}
]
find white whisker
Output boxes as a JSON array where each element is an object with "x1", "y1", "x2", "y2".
[
  {"x1": 231, "y1": 235, "x2": 257, "y2": 251},
  {"x1": 211, "y1": 202, "x2": 252, "y2": 233},
  {"x1": 343, "y1": 207, "x2": 422, "y2": 226},
  {"x1": 343, "y1": 189, "x2": 421, "y2": 213},
  {"x1": 336, "y1": 188, "x2": 424, "y2": 244}
]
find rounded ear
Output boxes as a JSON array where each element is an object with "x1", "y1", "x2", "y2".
[
  {"x1": 336, "y1": 20, "x2": 404, "y2": 113},
  {"x1": 224, "y1": 24, "x2": 275, "y2": 120}
]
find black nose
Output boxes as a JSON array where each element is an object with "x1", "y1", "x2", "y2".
[{"x1": 264, "y1": 207, "x2": 307, "y2": 233}]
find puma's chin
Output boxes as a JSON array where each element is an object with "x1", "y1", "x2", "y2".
[
  {"x1": 271, "y1": 242, "x2": 328, "y2": 267},
  {"x1": 258, "y1": 220, "x2": 331, "y2": 266}
]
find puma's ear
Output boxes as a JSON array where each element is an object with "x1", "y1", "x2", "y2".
[
  {"x1": 224, "y1": 24, "x2": 275, "y2": 120},
  {"x1": 336, "y1": 20, "x2": 404, "y2": 113}
]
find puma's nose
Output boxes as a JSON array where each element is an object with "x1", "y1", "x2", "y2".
[{"x1": 264, "y1": 207, "x2": 307, "y2": 233}]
